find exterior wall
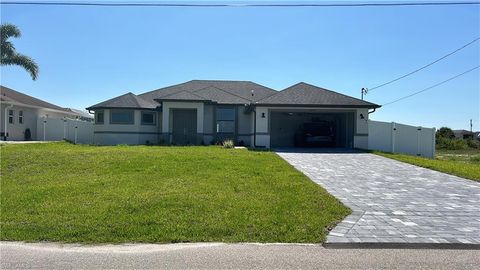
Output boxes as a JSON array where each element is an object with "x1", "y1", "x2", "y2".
[
  {"x1": 203, "y1": 104, "x2": 215, "y2": 144},
  {"x1": 93, "y1": 109, "x2": 160, "y2": 145},
  {"x1": 237, "y1": 105, "x2": 253, "y2": 146},
  {"x1": 89, "y1": 104, "x2": 370, "y2": 148},
  {"x1": 255, "y1": 106, "x2": 369, "y2": 148},
  {"x1": 353, "y1": 108, "x2": 369, "y2": 149},
  {"x1": 1, "y1": 103, "x2": 83, "y2": 141}
]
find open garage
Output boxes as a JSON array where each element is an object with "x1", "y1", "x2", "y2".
[{"x1": 269, "y1": 110, "x2": 355, "y2": 148}]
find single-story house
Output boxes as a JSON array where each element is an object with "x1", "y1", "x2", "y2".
[
  {"x1": 453, "y1": 129, "x2": 475, "y2": 140},
  {"x1": 1, "y1": 85, "x2": 93, "y2": 141},
  {"x1": 87, "y1": 80, "x2": 380, "y2": 148}
]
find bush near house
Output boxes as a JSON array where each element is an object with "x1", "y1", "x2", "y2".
[{"x1": 0, "y1": 142, "x2": 349, "y2": 244}]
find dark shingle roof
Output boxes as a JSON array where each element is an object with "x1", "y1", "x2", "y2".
[
  {"x1": 139, "y1": 80, "x2": 276, "y2": 103},
  {"x1": 87, "y1": 80, "x2": 380, "y2": 110},
  {"x1": 190, "y1": 86, "x2": 252, "y2": 104},
  {"x1": 159, "y1": 90, "x2": 209, "y2": 102},
  {"x1": 86, "y1": 92, "x2": 158, "y2": 110},
  {"x1": 256, "y1": 82, "x2": 380, "y2": 108},
  {"x1": 1, "y1": 85, "x2": 67, "y2": 111}
]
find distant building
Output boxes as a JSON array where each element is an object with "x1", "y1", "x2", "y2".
[
  {"x1": 1, "y1": 85, "x2": 93, "y2": 141},
  {"x1": 453, "y1": 129, "x2": 474, "y2": 140}
]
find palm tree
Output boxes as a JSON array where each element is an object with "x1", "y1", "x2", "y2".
[{"x1": 1, "y1": 23, "x2": 39, "y2": 80}]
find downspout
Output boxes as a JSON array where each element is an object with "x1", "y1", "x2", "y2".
[
  {"x1": 4, "y1": 104, "x2": 13, "y2": 141},
  {"x1": 368, "y1": 108, "x2": 376, "y2": 114}
]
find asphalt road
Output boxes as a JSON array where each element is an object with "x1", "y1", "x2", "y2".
[{"x1": 1, "y1": 242, "x2": 479, "y2": 269}]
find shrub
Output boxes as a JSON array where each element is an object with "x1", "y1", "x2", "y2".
[
  {"x1": 436, "y1": 137, "x2": 468, "y2": 150},
  {"x1": 436, "y1": 127, "x2": 455, "y2": 140},
  {"x1": 470, "y1": 155, "x2": 480, "y2": 163},
  {"x1": 467, "y1": 139, "x2": 480, "y2": 149},
  {"x1": 222, "y1": 139, "x2": 234, "y2": 149}
]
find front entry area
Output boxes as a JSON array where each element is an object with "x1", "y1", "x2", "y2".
[
  {"x1": 270, "y1": 110, "x2": 355, "y2": 148},
  {"x1": 172, "y1": 109, "x2": 197, "y2": 145}
]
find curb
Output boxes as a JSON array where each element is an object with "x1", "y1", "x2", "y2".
[{"x1": 323, "y1": 242, "x2": 480, "y2": 250}]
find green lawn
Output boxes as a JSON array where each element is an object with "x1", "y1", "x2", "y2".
[
  {"x1": 374, "y1": 148, "x2": 480, "y2": 181},
  {"x1": 0, "y1": 142, "x2": 349, "y2": 244}
]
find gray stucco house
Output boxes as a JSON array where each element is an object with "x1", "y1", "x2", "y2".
[{"x1": 86, "y1": 80, "x2": 380, "y2": 148}]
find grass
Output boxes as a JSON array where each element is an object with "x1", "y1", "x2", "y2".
[
  {"x1": 374, "y1": 148, "x2": 480, "y2": 182},
  {"x1": 0, "y1": 142, "x2": 349, "y2": 244}
]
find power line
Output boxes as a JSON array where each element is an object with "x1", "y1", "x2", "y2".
[
  {"x1": 382, "y1": 65, "x2": 480, "y2": 107},
  {"x1": 1, "y1": 1, "x2": 480, "y2": 7},
  {"x1": 369, "y1": 37, "x2": 480, "y2": 92}
]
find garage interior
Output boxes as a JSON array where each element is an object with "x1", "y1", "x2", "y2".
[{"x1": 270, "y1": 110, "x2": 355, "y2": 148}]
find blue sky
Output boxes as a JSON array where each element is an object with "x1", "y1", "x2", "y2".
[{"x1": 1, "y1": 1, "x2": 479, "y2": 130}]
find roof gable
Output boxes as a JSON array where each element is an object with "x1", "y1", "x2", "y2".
[
  {"x1": 86, "y1": 92, "x2": 158, "y2": 110},
  {"x1": 256, "y1": 82, "x2": 380, "y2": 108}
]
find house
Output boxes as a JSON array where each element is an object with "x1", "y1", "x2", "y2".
[
  {"x1": 86, "y1": 80, "x2": 380, "y2": 148},
  {"x1": 453, "y1": 129, "x2": 474, "y2": 140},
  {"x1": 1, "y1": 85, "x2": 93, "y2": 141}
]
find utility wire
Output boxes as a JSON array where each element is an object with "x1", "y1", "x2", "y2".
[
  {"x1": 369, "y1": 37, "x2": 480, "y2": 92},
  {"x1": 382, "y1": 65, "x2": 480, "y2": 106},
  {"x1": 1, "y1": 1, "x2": 480, "y2": 7}
]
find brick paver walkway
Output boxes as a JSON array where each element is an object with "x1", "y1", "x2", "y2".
[{"x1": 276, "y1": 150, "x2": 480, "y2": 245}]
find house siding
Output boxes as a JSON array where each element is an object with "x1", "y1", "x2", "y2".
[{"x1": 93, "y1": 109, "x2": 160, "y2": 145}]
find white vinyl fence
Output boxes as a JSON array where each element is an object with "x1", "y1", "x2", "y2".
[
  {"x1": 368, "y1": 120, "x2": 436, "y2": 158},
  {"x1": 37, "y1": 117, "x2": 94, "y2": 144}
]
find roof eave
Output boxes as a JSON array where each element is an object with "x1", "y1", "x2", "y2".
[
  {"x1": 85, "y1": 106, "x2": 158, "y2": 111},
  {"x1": 254, "y1": 103, "x2": 381, "y2": 108}
]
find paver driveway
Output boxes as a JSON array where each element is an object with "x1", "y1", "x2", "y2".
[{"x1": 276, "y1": 149, "x2": 480, "y2": 245}]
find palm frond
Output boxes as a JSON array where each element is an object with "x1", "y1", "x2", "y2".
[
  {"x1": 1, "y1": 53, "x2": 39, "y2": 80},
  {"x1": 1, "y1": 41, "x2": 15, "y2": 58},
  {"x1": 0, "y1": 23, "x2": 21, "y2": 42}
]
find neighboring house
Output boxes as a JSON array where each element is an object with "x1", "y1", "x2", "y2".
[
  {"x1": 87, "y1": 80, "x2": 380, "y2": 148},
  {"x1": 453, "y1": 129, "x2": 474, "y2": 140},
  {"x1": 1, "y1": 85, "x2": 93, "y2": 141}
]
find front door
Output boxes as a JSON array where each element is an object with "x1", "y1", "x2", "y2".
[{"x1": 172, "y1": 109, "x2": 197, "y2": 145}]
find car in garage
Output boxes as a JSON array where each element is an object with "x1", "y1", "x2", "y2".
[{"x1": 294, "y1": 121, "x2": 336, "y2": 147}]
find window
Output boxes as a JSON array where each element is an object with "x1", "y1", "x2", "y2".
[
  {"x1": 95, "y1": 110, "x2": 104, "y2": 124},
  {"x1": 110, "y1": 110, "x2": 134, "y2": 124},
  {"x1": 18, "y1": 110, "x2": 23, "y2": 124},
  {"x1": 141, "y1": 111, "x2": 156, "y2": 125},
  {"x1": 216, "y1": 107, "x2": 235, "y2": 133},
  {"x1": 8, "y1": 110, "x2": 14, "y2": 124}
]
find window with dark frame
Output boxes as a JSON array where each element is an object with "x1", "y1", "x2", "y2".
[
  {"x1": 8, "y1": 110, "x2": 14, "y2": 124},
  {"x1": 216, "y1": 107, "x2": 235, "y2": 133},
  {"x1": 95, "y1": 110, "x2": 104, "y2": 124},
  {"x1": 18, "y1": 110, "x2": 23, "y2": 124},
  {"x1": 141, "y1": 111, "x2": 156, "y2": 125},
  {"x1": 110, "y1": 110, "x2": 134, "y2": 124}
]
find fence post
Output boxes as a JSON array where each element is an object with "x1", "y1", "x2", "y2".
[
  {"x1": 63, "y1": 118, "x2": 67, "y2": 139},
  {"x1": 391, "y1": 122, "x2": 396, "y2": 153},
  {"x1": 74, "y1": 126, "x2": 78, "y2": 144},
  {"x1": 43, "y1": 118, "x2": 47, "y2": 141},
  {"x1": 417, "y1": 126, "x2": 421, "y2": 156}
]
